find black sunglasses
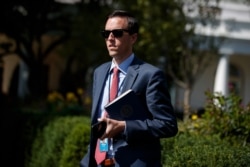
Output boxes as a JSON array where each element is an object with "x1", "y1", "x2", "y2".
[{"x1": 101, "y1": 29, "x2": 130, "y2": 38}]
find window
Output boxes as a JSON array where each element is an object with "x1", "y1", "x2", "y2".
[{"x1": 228, "y1": 64, "x2": 242, "y2": 95}]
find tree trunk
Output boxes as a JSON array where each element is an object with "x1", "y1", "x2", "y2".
[{"x1": 183, "y1": 87, "x2": 191, "y2": 121}]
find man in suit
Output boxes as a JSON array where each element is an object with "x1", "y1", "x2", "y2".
[{"x1": 80, "y1": 10, "x2": 178, "y2": 167}]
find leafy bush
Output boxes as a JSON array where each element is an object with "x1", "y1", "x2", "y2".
[
  {"x1": 203, "y1": 91, "x2": 250, "y2": 145},
  {"x1": 161, "y1": 133, "x2": 250, "y2": 167},
  {"x1": 59, "y1": 122, "x2": 90, "y2": 167},
  {"x1": 25, "y1": 91, "x2": 250, "y2": 167},
  {"x1": 179, "y1": 91, "x2": 250, "y2": 146},
  {"x1": 163, "y1": 92, "x2": 250, "y2": 166},
  {"x1": 26, "y1": 116, "x2": 90, "y2": 167}
]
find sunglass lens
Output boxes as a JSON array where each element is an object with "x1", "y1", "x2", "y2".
[
  {"x1": 112, "y1": 30, "x2": 123, "y2": 38},
  {"x1": 101, "y1": 30, "x2": 125, "y2": 38},
  {"x1": 101, "y1": 30, "x2": 111, "y2": 38}
]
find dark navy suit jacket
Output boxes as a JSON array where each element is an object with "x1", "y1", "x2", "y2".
[{"x1": 80, "y1": 57, "x2": 178, "y2": 167}]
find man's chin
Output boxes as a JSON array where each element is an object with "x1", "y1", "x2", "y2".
[{"x1": 108, "y1": 51, "x2": 118, "y2": 57}]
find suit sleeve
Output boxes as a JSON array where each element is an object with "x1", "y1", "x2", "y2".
[{"x1": 124, "y1": 69, "x2": 178, "y2": 144}]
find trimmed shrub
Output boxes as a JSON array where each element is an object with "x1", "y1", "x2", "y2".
[
  {"x1": 26, "y1": 116, "x2": 90, "y2": 167},
  {"x1": 25, "y1": 91, "x2": 250, "y2": 167},
  {"x1": 59, "y1": 122, "x2": 90, "y2": 167},
  {"x1": 161, "y1": 133, "x2": 250, "y2": 167}
]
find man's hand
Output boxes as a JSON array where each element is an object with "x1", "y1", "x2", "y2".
[{"x1": 97, "y1": 117, "x2": 125, "y2": 140}]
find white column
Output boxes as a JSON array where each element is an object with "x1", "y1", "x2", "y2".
[{"x1": 213, "y1": 54, "x2": 229, "y2": 96}]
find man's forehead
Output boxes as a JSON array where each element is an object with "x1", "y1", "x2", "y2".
[{"x1": 105, "y1": 17, "x2": 128, "y2": 29}]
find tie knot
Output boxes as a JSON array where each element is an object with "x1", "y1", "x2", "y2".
[{"x1": 113, "y1": 67, "x2": 119, "y2": 74}]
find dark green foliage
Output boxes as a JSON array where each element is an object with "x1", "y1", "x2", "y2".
[
  {"x1": 25, "y1": 92, "x2": 250, "y2": 167},
  {"x1": 59, "y1": 122, "x2": 90, "y2": 167},
  {"x1": 161, "y1": 92, "x2": 250, "y2": 166},
  {"x1": 26, "y1": 116, "x2": 90, "y2": 167},
  {"x1": 179, "y1": 91, "x2": 250, "y2": 146},
  {"x1": 203, "y1": 91, "x2": 250, "y2": 145},
  {"x1": 161, "y1": 133, "x2": 250, "y2": 167}
]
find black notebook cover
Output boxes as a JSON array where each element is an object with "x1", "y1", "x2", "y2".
[{"x1": 104, "y1": 89, "x2": 147, "y2": 121}]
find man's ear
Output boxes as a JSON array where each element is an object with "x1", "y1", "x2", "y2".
[{"x1": 131, "y1": 33, "x2": 138, "y2": 44}]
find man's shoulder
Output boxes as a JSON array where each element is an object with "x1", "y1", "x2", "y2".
[
  {"x1": 132, "y1": 57, "x2": 160, "y2": 70},
  {"x1": 141, "y1": 62, "x2": 158, "y2": 69},
  {"x1": 134, "y1": 60, "x2": 161, "y2": 72}
]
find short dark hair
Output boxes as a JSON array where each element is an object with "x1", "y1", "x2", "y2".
[{"x1": 106, "y1": 10, "x2": 139, "y2": 35}]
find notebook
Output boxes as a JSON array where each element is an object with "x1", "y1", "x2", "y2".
[{"x1": 104, "y1": 89, "x2": 147, "y2": 121}]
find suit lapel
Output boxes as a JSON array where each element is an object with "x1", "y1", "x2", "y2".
[
  {"x1": 91, "y1": 63, "x2": 111, "y2": 120},
  {"x1": 121, "y1": 58, "x2": 141, "y2": 93}
]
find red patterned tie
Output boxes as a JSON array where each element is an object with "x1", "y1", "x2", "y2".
[
  {"x1": 95, "y1": 67, "x2": 119, "y2": 165},
  {"x1": 109, "y1": 67, "x2": 119, "y2": 101}
]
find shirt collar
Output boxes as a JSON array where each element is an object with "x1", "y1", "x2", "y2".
[{"x1": 110, "y1": 53, "x2": 134, "y2": 74}]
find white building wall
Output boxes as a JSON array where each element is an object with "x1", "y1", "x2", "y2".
[
  {"x1": 189, "y1": 54, "x2": 250, "y2": 110},
  {"x1": 176, "y1": 0, "x2": 250, "y2": 111},
  {"x1": 190, "y1": 62, "x2": 217, "y2": 110}
]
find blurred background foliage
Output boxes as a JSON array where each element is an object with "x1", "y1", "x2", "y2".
[
  {"x1": 23, "y1": 92, "x2": 250, "y2": 167},
  {"x1": 1, "y1": 0, "x2": 250, "y2": 167},
  {"x1": 0, "y1": 0, "x2": 222, "y2": 117}
]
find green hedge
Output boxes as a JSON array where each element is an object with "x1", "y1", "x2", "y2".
[
  {"x1": 26, "y1": 116, "x2": 90, "y2": 167},
  {"x1": 59, "y1": 122, "x2": 90, "y2": 167},
  {"x1": 161, "y1": 133, "x2": 250, "y2": 167},
  {"x1": 26, "y1": 115, "x2": 250, "y2": 167},
  {"x1": 24, "y1": 92, "x2": 250, "y2": 167}
]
